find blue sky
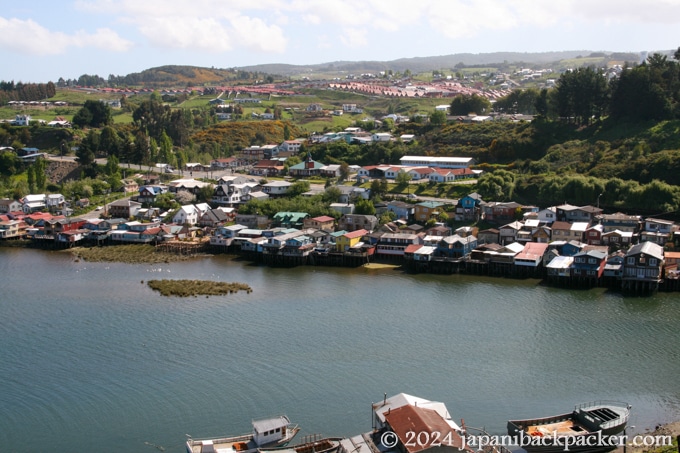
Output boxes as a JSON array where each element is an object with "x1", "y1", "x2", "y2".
[{"x1": 2, "y1": 0, "x2": 679, "y2": 83}]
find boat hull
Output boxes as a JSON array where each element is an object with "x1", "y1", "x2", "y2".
[{"x1": 507, "y1": 402, "x2": 631, "y2": 453}]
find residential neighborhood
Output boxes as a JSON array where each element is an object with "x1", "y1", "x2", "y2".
[{"x1": 2, "y1": 175, "x2": 678, "y2": 294}]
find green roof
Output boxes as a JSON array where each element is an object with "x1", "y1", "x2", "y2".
[
  {"x1": 417, "y1": 201, "x2": 444, "y2": 208},
  {"x1": 273, "y1": 212, "x2": 309, "y2": 222},
  {"x1": 289, "y1": 161, "x2": 324, "y2": 170}
]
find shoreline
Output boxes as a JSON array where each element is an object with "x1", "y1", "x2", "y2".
[{"x1": 614, "y1": 421, "x2": 680, "y2": 453}]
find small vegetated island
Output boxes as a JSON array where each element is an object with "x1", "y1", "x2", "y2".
[{"x1": 147, "y1": 279, "x2": 252, "y2": 297}]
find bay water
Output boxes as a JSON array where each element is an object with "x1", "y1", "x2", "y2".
[{"x1": 1, "y1": 248, "x2": 679, "y2": 453}]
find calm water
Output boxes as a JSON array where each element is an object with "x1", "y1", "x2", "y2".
[{"x1": 1, "y1": 248, "x2": 679, "y2": 453}]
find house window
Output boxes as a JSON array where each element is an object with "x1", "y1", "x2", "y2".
[
  {"x1": 649, "y1": 258, "x2": 657, "y2": 267},
  {"x1": 588, "y1": 258, "x2": 596, "y2": 264},
  {"x1": 639, "y1": 256, "x2": 646, "y2": 264},
  {"x1": 627, "y1": 257, "x2": 635, "y2": 265}
]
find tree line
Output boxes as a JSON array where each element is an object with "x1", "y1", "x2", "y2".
[{"x1": 0, "y1": 81, "x2": 56, "y2": 105}]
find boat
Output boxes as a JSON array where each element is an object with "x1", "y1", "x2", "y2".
[
  {"x1": 507, "y1": 401, "x2": 631, "y2": 453},
  {"x1": 259, "y1": 436, "x2": 343, "y2": 453},
  {"x1": 187, "y1": 415, "x2": 300, "y2": 453}
]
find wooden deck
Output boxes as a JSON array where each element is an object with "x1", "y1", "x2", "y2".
[{"x1": 526, "y1": 419, "x2": 588, "y2": 437}]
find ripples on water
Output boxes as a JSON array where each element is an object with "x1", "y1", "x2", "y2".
[{"x1": 0, "y1": 249, "x2": 679, "y2": 452}]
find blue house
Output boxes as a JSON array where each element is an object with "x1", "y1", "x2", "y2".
[
  {"x1": 387, "y1": 201, "x2": 414, "y2": 221},
  {"x1": 455, "y1": 192, "x2": 483, "y2": 221},
  {"x1": 436, "y1": 234, "x2": 478, "y2": 258}
]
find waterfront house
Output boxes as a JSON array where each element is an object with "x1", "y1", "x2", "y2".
[
  {"x1": 43, "y1": 218, "x2": 87, "y2": 236},
  {"x1": 427, "y1": 225, "x2": 453, "y2": 237},
  {"x1": 437, "y1": 235, "x2": 477, "y2": 258},
  {"x1": 303, "y1": 215, "x2": 335, "y2": 231},
  {"x1": 402, "y1": 224, "x2": 424, "y2": 235},
  {"x1": 604, "y1": 251, "x2": 626, "y2": 279},
  {"x1": 173, "y1": 205, "x2": 200, "y2": 225},
  {"x1": 514, "y1": 242, "x2": 549, "y2": 268},
  {"x1": 550, "y1": 221, "x2": 572, "y2": 242},
  {"x1": 387, "y1": 201, "x2": 414, "y2": 221},
  {"x1": 477, "y1": 228, "x2": 499, "y2": 244},
  {"x1": 100, "y1": 218, "x2": 126, "y2": 231},
  {"x1": 530, "y1": 225, "x2": 551, "y2": 243},
  {"x1": 56, "y1": 229, "x2": 89, "y2": 245},
  {"x1": 338, "y1": 214, "x2": 378, "y2": 232},
  {"x1": 598, "y1": 212, "x2": 641, "y2": 233},
  {"x1": 211, "y1": 224, "x2": 247, "y2": 245},
  {"x1": 556, "y1": 204, "x2": 602, "y2": 223},
  {"x1": 622, "y1": 242, "x2": 664, "y2": 292},
  {"x1": 485, "y1": 242, "x2": 525, "y2": 271},
  {"x1": 198, "y1": 208, "x2": 229, "y2": 227},
  {"x1": 569, "y1": 222, "x2": 590, "y2": 242},
  {"x1": 499, "y1": 221, "x2": 523, "y2": 245},
  {"x1": 273, "y1": 212, "x2": 309, "y2": 229},
  {"x1": 547, "y1": 255, "x2": 574, "y2": 279},
  {"x1": 0, "y1": 220, "x2": 25, "y2": 239},
  {"x1": 585, "y1": 224, "x2": 604, "y2": 245},
  {"x1": 571, "y1": 249, "x2": 608, "y2": 280},
  {"x1": 0, "y1": 198, "x2": 22, "y2": 214},
  {"x1": 22, "y1": 194, "x2": 46, "y2": 213},
  {"x1": 639, "y1": 229, "x2": 669, "y2": 246},
  {"x1": 664, "y1": 251, "x2": 680, "y2": 279},
  {"x1": 455, "y1": 192, "x2": 483, "y2": 221},
  {"x1": 336, "y1": 229, "x2": 368, "y2": 252},
  {"x1": 414, "y1": 201, "x2": 444, "y2": 223},
  {"x1": 45, "y1": 194, "x2": 65, "y2": 212},
  {"x1": 108, "y1": 199, "x2": 142, "y2": 219},
  {"x1": 536, "y1": 206, "x2": 557, "y2": 224},
  {"x1": 601, "y1": 229, "x2": 634, "y2": 248},
  {"x1": 640, "y1": 218, "x2": 674, "y2": 245},
  {"x1": 469, "y1": 243, "x2": 503, "y2": 262},
  {"x1": 376, "y1": 232, "x2": 420, "y2": 257},
  {"x1": 482, "y1": 201, "x2": 521, "y2": 223},
  {"x1": 234, "y1": 214, "x2": 270, "y2": 229}
]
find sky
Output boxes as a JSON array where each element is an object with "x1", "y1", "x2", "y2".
[{"x1": 2, "y1": 0, "x2": 679, "y2": 83}]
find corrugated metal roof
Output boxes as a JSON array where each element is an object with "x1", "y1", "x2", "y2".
[
  {"x1": 252, "y1": 415, "x2": 290, "y2": 433},
  {"x1": 384, "y1": 405, "x2": 463, "y2": 452}
]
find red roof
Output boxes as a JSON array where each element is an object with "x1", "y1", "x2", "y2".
[
  {"x1": 312, "y1": 215, "x2": 335, "y2": 223},
  {"x1": 384, "y1": 405, "x2": 463, "y2": 453},
  {"x1": 343, "y1": 229, "x2": 367, "y2": 239},
  {"x1": 515, "y1": 242, "x2": 549, "y2": 260},
  {"x1": 404, "y1": 244, "x2": 424, "y2": 254}
]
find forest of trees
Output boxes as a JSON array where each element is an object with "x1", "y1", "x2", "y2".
[{"x1": 0, "y1": 81, "x2": 56, "y2": 105}]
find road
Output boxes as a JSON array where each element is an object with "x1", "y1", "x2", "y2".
[{"x1": 46, "y1": 154, "x2": 468, "y2": 204}]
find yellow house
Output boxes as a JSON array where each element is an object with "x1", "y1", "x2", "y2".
[
  {"x1": 414, "y1": 201, "x2": 444, "y2": 222},
  {"x1": 336, "y1": 229, "x2": 368, "y2": 252}
]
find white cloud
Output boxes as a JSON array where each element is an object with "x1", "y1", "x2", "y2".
[
  {"x1": 0, "y1": 16, "x2": 132, "y2": 55},
  {"x1": 340, "y1": 28, "x2": 369, "y2": 48},
  {"x1": 137, "y1": 17, "x2": 233, "y2": 51},
  {"x1": 231, "y1": 16, "x2": 287, "y2": 53}
]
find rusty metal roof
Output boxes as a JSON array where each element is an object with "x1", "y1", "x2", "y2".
[{"x1": 384, "y1": 405, "x2": 464, "y2": 453}]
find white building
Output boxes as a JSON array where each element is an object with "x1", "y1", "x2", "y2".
[{"x1": 399, "y1": 156, "x2": 475, "y2": 169}]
